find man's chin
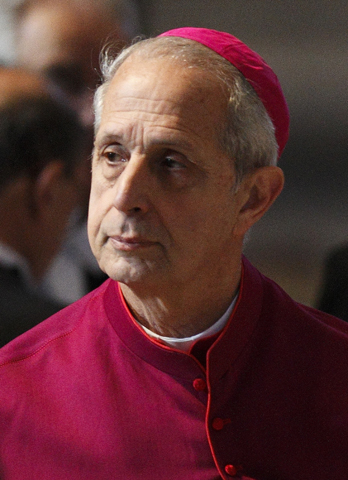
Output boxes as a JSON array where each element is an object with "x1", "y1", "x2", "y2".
[{"x1": 102, "y1": 257, "x2": 158, "y2": 286}]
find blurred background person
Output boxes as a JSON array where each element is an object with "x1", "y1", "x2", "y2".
[
  {"x1": 11, "y1": 0, "x2": 142, "y2": 304},
  {"x1": 14, "y1": 0, "x2": 141, "y2": 128},
  {"x1": 0, "y1": 66, "x2": 86, "y2": 347}
]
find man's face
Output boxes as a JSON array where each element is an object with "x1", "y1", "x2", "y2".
[{"x1": 88, "y1": 56, "x2": 247, "y2": 292}]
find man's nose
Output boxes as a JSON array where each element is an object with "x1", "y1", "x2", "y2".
[{"x1": 112, "y1": 156, "x2": 152, "y2": 214}]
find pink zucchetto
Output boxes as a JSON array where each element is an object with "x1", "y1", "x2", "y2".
[{"x1": 159, "y1": 27, "x2": 289, "y2": 159}]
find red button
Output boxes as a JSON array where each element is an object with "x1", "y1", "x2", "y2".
[
  {"x1": 193, "y1": 378, "x2": 207, "y2": 391},
  {"x1": 212, "y1": 417, "x2": 231, "y2": 430},
  {"x1": 212, "y1": 418, "x2": 224, "y2": 430},
  {"x1": 225, "y1": 464, "x2": 237, "y2": 476}
]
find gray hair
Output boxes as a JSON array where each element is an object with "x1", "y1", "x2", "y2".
[{"x1": 94, "y1": 36, "x2": 278, "y2": 183}]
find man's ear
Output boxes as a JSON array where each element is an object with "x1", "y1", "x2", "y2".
[
  {"x1": 31, "y1": 161, "x2": 66, "y2": 215},
  {"x1": 233, "y1": 166, "x2": 284, "y2": 236}
]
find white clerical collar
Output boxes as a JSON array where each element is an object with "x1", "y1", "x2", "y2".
[{"x1": 139, "y1": 293, "x2": 238, "y2": 352}]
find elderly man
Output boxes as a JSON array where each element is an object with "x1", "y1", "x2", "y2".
[{"x1": 1, "y1": 28, "x2": 348, "y2": 479}]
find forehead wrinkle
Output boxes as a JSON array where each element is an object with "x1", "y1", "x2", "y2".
[
  {"x1": 104, "y1": 94, "x2": 197, "y2": 119},
  {"x1": 105, "y1": 69, "x2": 220, "y2": 118},
  {"x1": 100, "y1": 61, "x2": 227, "y2": 154},
  {"x1": 97, "y1": 120, "x2": 198, "y2": 157},
  {"x1": 99, "y1": 104, "x2": 207, "y2": 151}
]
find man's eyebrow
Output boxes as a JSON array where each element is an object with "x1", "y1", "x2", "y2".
[
  {"x1": 150, "y1": 138, "x2": 194, "y2": 152},
  {"x1": 94, "y1": 133, "x2": 123, "y2": 150},
  {"x1": 149, "y1": 125, "x2": 198, "y2": 152},
  {"x1": 95, "y1": 131, "x2": 195, "y2": 153},
  {"x1": 95, "y1": 133, "x2": 122, "y2": 144}
]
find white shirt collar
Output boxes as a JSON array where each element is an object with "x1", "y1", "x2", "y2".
[{"x1": 139, "y1": 293, "x2": 238, "y2": 352}]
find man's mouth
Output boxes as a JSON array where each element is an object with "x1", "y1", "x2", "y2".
[{"x1": 109, "y1": 236, "x2": 157, "y2": 251}]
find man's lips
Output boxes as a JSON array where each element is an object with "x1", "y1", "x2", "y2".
[{"x1": 109, "y1": 236, "x2": 157, "y2": 251}]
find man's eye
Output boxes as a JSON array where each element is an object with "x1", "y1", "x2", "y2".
[
  {"x1": 163, "y1": 157, "x2": 185, "y2": 170},
  {"x1": 103, "y1": 149, "x2": 126, "y2": 164}
]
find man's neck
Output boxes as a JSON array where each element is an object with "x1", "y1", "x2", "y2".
[
  {"x1": 138, "y1": 295, "x2": 238, "y2": 352},
  {"x1": 120, "y1": 263, "x2": 242, "y2": 338}
]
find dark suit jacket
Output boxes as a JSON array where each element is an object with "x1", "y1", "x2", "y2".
[
  {"x1": 0, "y1": 265, "x2": 66, "y2": 347},
  {"x1": 316, "y1": 244, "x2": 348, "y2": 322}
]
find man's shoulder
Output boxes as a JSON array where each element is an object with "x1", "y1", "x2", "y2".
[
  {"x1": 0, "y1": 265, "x2": 67, "y2": 346},
  {"x1": 239, "y1": 258, "x2": 348, "y2": 407},
  {"x1": 0, "y1": 278, "x2": 115, "y2": 367},
  {"x1": 242, "y1": 256, "x2": 348, "y2": 340},
  {"x1": 263, "y1": 266, "x2": 348, "y2": 334}
]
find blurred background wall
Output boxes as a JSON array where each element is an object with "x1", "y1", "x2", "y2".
[{"x1": 1, "y1": 0, "x2": 347, "y2": 306}]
